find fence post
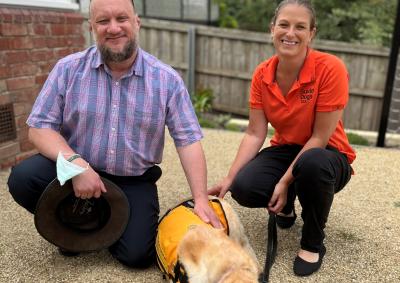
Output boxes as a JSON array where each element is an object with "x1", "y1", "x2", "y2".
[
  {"x1": 187, "y1": 26, "x2": 196, "y2": 97},
  {"x1": 377, "y1": 0, "x2": 400, "y2": 147}
]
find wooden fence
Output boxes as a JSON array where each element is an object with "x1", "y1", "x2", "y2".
[{"x1": 138, "y1": 19, "x2": 390, "y2": 131}]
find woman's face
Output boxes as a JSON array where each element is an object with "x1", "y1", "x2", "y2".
[{"x1": 270, "y1": 4, "x2": 316, "y2": 59}]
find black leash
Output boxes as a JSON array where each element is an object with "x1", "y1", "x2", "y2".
[{"x1": 259, "y1": 213, "x2": 277, "y2": 283}]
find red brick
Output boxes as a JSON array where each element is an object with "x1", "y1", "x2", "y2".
[
  {"x1": 46, "y1": 37, "x2": 66, "y2": 48},
  {"x1": 0, "y1": 8, "x2": 13, "y2": 22},
  {"x1": 32, "y1": 37, "x2": 47, "y2": 49},
  {"x1": 0, "y1": 142, "x2": 20, "y2": 159},
  {"x1": 11, "y1": 63, "x2": 39, "y2": 77},
  {"x1": 13, "y1": 102, "x2": 27, "y2": 116},
  {"x1": 54, "y1": 48, "x2": 71, "y2": 58},
  {"x1": 20, "y1": 139, "x2": 35, "y2": 151},
  {"x1": 4, "y1": 51, "x2": 30, "y2": 64},
  {"x1": 15, "y1": 114, "x2": 28, "y2": 128},
  {"x1": 0, "y1": 80, "x2": 6, "y2": 93},
  {"x1": 66, "y1": 13, "x2": 84, "y2": 24},
  {"x1": 66, "y1": 24, "x2": 83, "y2": 35},
  {"x1": 20, "y1": 9, "x2": 33, "y2": 23},
  {"x1": 31, "y1": 49, "x2": 53, "y2": 62},
  {"x1": 39, "y1": 61, "x2": 56, "y2": 73},
  {"x1": 0, "y1": 66, "x2": 11, "y2": 79},
  {"x1": 16, "y1": 125, "x2": 29, "y2": 140},
  {"x1": 51, "y1": 24, "x2": 68, "y2": 36},
  {"x1": 0, "y1": 93, "x2": 12, "y2": 104},
  {"x1": 0, "y1": 38, "x2": 10, "y2": 50},
  {"x1": 35, "y1": 74, "x2": 48, "y2": 85},
  {"x1": 10, "y1": 89, "x2": 37, "y2": 103},
  {"x1": 29, "y1": 23, "x2": 49, "y2": 36},
  {"x1": 10, "y1": 9, "x2": 24, "y2": 23},
  {"x1": 42, "y1": 12, "x2": 63, "y2": 24},
  {"x1": 9, "y1": 37, "x2": 34, "y2": 50},
  {"x1": 71, "y1": 35, "x2": 86, "y2": 47},
  {"x1": 0, "y1": 156, "x2": 16, "y2": 170},
  {"x1": 1, "y1": 23, "x2": 28, "y2": 36},
  {"x1": 6, "y1": 77, "x2": 35, "y2": 91}
]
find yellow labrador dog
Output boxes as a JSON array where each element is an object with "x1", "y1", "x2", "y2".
[{"x1": 156, "y1": 197, "x2": 260, "y2": 283}]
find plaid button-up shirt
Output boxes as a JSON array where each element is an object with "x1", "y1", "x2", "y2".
[{"x1": 27, "y1": 46, "x2": 203, "y2": 176}]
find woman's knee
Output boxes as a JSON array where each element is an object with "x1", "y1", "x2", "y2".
[
  {"x1": 293, "y1": 148, "x2": 333, "y2": 181},
  {"x1": 229, "y1": 170, "x2": 251, "y2": 203}
]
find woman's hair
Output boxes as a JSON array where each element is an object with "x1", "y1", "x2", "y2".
[{"x1": 271, "y1": 0, "x2": 316, "y2": 30}]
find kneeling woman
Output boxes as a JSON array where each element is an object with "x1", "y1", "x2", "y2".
[{"x1": 209, "y1": 0, "x2": 355, "y2": 277}]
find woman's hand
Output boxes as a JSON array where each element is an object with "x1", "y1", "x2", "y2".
[
  {"x1": 268, "y1": 181, "x2": 289, "y2": 213},
  {"x1": 208, "y1": 176, "x2": 233, "y2": 198}
]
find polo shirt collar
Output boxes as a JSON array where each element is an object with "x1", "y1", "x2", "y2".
[
  {"x1": 262, "y1": 48, "x2": 316, "y2": 85},
  {"x1": 91, "y1": 46, "x2": 144, "y2": 77}
]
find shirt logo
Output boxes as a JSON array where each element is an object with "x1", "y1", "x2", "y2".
[{"x1": 300, "y1": 88, "x2": 314, "y2": 103}]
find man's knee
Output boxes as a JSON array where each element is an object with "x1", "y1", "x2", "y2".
[
  {"x1": 110, "y1": 244, "x2": 155, "y2": 268},
  {"x1": 7, "y1": 154, "x2": 55, "y2": 213},
  {"x1": 8, "y1": 162, "x2": 33, "y2": 210}
]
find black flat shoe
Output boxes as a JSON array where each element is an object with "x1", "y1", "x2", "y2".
[
  {"x1": 58, "y1": 248, "x2": 80, "y2": 257},
  {"x1": 293, "y1": 245, "x2": 326, "y2": 276},
  {"x1": 276, "y1": 209, "x2": 296, "y2": 229}
]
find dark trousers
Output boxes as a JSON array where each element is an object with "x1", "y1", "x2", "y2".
[
  {"x1": 7, "y1": 154, "x2": 161, "y2": 268},
  {"x1": 230, "y1": 145, "x2": 352, "y2": 253}
]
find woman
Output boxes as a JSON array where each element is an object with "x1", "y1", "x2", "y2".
[{"x1": 209, "y1": 0, "x2": 355, "y2": 277}]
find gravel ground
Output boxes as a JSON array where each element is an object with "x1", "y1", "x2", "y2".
[{"x1": 1, "y1": 128, "x2": 399, "y2": 283}]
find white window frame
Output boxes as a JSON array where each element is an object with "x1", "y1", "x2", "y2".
[{"x1": 0, "y1": 0, "x2": 79, "y2": 10}]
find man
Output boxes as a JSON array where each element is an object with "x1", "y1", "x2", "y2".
[{"x1": 7, "y1": 0, "x2": 221, "y2": 268}]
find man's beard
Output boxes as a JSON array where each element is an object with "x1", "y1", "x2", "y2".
[{"x1": 98, "y1": 39, "x2": 137, "y2": 63}]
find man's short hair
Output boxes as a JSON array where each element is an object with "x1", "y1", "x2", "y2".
[{"x1": 90, "y1": 0, "x2": 135, "y2": 8}]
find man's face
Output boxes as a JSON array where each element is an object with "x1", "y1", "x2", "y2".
[{"x1": 89, "y1": 0, "x2": 140, "y2": 63}]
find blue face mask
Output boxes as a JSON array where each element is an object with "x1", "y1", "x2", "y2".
[{"x1": 56, "y1": 152, "x2": 88, "y2": 186}]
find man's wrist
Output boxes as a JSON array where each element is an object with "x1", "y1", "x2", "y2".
[{"x1": 67, "y1": 153, "x2": 81, "y2": 162}]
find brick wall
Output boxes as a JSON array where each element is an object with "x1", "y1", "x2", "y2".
[{"x1": 0, "y1": 7, "x2": 86, "y2": 169}]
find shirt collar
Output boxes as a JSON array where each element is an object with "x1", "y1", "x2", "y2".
[
  {"x1": 262, "y1": 48, "x2": 316, "y2": 85},
  {"x1": 91, "y1": 46, "x2": 144, "y2": 77}
]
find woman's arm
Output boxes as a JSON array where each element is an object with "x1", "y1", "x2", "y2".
[{"x1": 209, "y1": 108, "x2": 269, "y2": 198}]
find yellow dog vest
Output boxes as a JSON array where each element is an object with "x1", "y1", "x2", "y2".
[{"x1": 156, "y1": 198, "x2": 229, "y2": 283}]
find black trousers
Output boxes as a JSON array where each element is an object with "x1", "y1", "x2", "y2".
[
  {"x1": 230, "y1": 145, "x2": 352, "y2": 253},
  {"x1": 7, "y1": 154, "x2": 161, "y2": 268}
]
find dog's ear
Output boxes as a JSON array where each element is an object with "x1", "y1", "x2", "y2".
[
  {"x1": 220, "y1": 199, "x2": 260, "y2": 271},
  {"x1": 178, "y1": 227, "x2": 206, "y2": 265}
]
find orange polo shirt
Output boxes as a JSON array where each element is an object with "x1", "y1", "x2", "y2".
[{"x1": 249, "y1": 49, "x2": 356, "y2": 164}]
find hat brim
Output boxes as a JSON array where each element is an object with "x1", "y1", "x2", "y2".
[{"x1": 34, "y1": 177, "x2": 130, "y2": 252}]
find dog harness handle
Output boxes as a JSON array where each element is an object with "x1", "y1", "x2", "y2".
[{"x1": 260, "y1": 213, "x2": 277, "y2": 283}]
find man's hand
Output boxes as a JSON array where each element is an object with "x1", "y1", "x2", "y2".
[
  {"x1": 268, "y1": 181, "x2": 288, "y2": 214},
  {"x1": 71, "y1": 160, "x2": 106, "y2": 199},
  {"x1": 193, "y1": 198, "x2": 223, "y2": 229},
  {"x1": 208, "y1": 176, "x2": 233, "y2": 198}
]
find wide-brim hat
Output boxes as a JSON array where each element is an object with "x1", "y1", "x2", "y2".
[{"x1": 34, "y1": 177, "x2": 130, "y2": 252}]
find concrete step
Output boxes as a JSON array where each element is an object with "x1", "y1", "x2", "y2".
[{"x1": 227, "y1": 118, "x2": 400, "y2": 147}]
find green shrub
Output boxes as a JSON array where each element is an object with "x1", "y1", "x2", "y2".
[
  {"x1": 198, "y1": 117, "x2": 217, "y2": 129},
  {"x1": 346, "y1": 132, "x2": 370, "y2": 146},
  {"x1": 224, "y1": 123, "x2": 242, "y2": 132},
  {"x1": 191, "y1": 89, "x2": 214, "y2": 117}
]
